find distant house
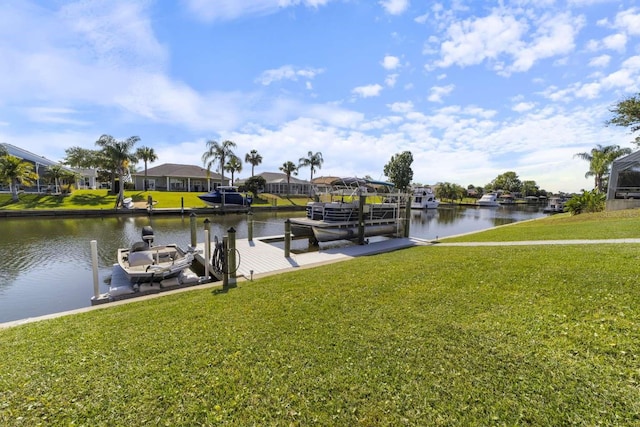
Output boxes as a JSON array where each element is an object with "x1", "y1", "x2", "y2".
[
  {"x1": 0, "y1": 143, "x2": 80, "y2": 192},
  {"x1": 131, "y1": 163, "x2": 224, "y2": 192},
  {"x1": 606, "y1": 150, "x2": 640, "y2": 210},
  {"x1": 237, "y1": 172, "x2": 311, "y2": 195}
]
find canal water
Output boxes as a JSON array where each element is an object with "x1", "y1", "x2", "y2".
[{"x1": 0, "y1": 205, "x2": 545, "y2": 323}]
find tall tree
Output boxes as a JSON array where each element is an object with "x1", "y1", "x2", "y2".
[
  {"x1": 488, "y1": 171, "x2": 522, "y2": 193},
  {"x1": 279, "y1": 161, "x2": 298, "y2": 195},
  {"x1": 63, "y1": 146, "x2": 102, "y2": 169},
  {"x1": 244, "y1": 149, "x2": 263, "y2": 177},
  {"x1": 202, "y1": 139, "x2": 237, "y2": 187},
  {"x1": 607, "y1": 94, "x2": 640, "y2": 146},
  {"x1": 95, "y1": 135, "x2": 140, "y2": 207},
  {"x1": 0, "y1": 155, "x2": 39, "y2": 202},
  {"x1": 224, "y1": 155, "x2": 243, "y2": 185},
  {"x1": 135, "y1": 146, "x2": 158, "y2": 191},
  {"x1": 383, "y1": 151, "x2": 413, "y2": 191},
  {"x1": 574, "y1": 144, "x2": 632, "y2": 192}
]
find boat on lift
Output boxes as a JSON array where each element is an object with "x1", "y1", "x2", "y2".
[
  {"x1": 289, "y1": 177, "x2": 404, "y2": 244},
  {"x1": 198, "y1": 186, "x2": 252, "y2": 207}
]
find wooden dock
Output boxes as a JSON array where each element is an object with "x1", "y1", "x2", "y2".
[{"x1": 194, "y1": 235, "x2": 429, "y2": 280}]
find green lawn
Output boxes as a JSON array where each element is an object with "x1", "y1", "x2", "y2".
[
  {"x1": 443, "y1": 208, "x2": 640, "y2": 242},
  {"x1": 0, "y1": 190, "x2": 311, "y2": 210},
  {"x1": 1, "y1": 212, "x2": 640, "y2": 425}
]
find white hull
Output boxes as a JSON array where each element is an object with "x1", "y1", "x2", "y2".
[{"x1": 117, "y1": 244, "x2": 195, "y2": 283}]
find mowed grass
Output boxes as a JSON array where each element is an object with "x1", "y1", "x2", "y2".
[
  {"x1": 1, "y1": 238, "x2": 640, "y2": 424},
  {"x1": 443, "y1": 208, "x2": 640, "y2": 242},
  {"x1": 0, "y1": 190, "x2": 311, "y2": 210}
]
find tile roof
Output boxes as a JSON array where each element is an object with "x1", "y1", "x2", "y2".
[{"x1": 133, "y1": 163, "x2": 222, "y2": 179}]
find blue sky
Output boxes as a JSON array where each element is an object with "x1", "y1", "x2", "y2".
[{"x1": 1, "y1": 0, "x2": 639, "y2": 193}]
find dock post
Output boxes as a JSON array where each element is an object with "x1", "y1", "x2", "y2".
[
  {"x1": 404, "y1": 194, "x2": 411, "y2": 237},
  {"x1": 228, "y1": 227, "x2": 237, "y2": 286},
  {"x1": 190, "y1": 212, "x2": 197, "y2": 248},
  {"x1": 204, "y1": 218, "x2": 211, "y2": 256},
  {"x1": 222, "y1": 235, "x2": 229, "y2": 289},
  {"x1": 204, "y1": 229, "x2": 210, "y2": 280},
  {"x1": 284, "y1": 219, "x2": 291, "y2": 258},
  {"x1": 247, "y1": 212, "x2": 254, "y2": 242},
  {"x1": 358, "y1": 189, "x2": 366, "y2": 245},
  {"x1": 147, "y1": 195, "x2": 153, "y2": 215},
  {"x1": 90, "y1": 240, "x2": 99, "y2": 299}
]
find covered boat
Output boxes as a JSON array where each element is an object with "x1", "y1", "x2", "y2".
[{"x1": 198, "y1": 186, "x2": 252, "y2": 207}]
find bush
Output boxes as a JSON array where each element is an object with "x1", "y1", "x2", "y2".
[{"x1": 564, "y1": 190, "x2": 605, "y2": 215}]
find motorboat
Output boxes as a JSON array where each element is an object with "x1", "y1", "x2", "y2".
[
  {"x1": 410, "y1": 187, "x2": 439, "y2": 209},
  {"x1": 116, "y1": 226, "x2": 195, "y2": 283},
  {"x1": 498, "y1": 194, "x2": 516, "y2": 205},
  {"x1": 543, "y1": 197, "x2": 566, "y2": 213},
  {"x1": 477, "y1": 193, "x2": 500, "y2": 207},
  {"x1": 289, "y1": 177, "x2": 404, "y2": 244},
  {"x1": 198, "y1": 186, "x2": 252, "y2": 207}
]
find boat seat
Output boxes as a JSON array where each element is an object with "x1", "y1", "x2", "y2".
[{"x1": 130, "y1": 241, "x2": 148, "y2": 252}]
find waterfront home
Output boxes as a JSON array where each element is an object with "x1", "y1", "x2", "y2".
[{"x1": 131, "y1": 163, "x2": 224, "y2": 192}]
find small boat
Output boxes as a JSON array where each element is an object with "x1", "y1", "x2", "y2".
[
  {"x1": 410, "y1": 187, "x2": 439, "y2": 209},
  {"x1": 543, "y1": 197, "x2": 565, "y2": 213},
  {"x1": 498, "y1": 194, "x2": 516, "y2": 205},
  {"x1": 477, "y1": 193, "x2": 500, "y2": 207},
  {"x1": 198, "y1": 186, "x2": 251, "y2": 207},
  {"x1": 117, "y1": 226, "x2": 195, "y2": 283}
]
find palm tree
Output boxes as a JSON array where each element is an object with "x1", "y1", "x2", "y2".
[
  {"x1": 224, "y1": 155, "x2": 243, "y2": 185},
  {"x1": 45, "y1": 164, "x2": 67, "y2": 193},
  {"x1": 279, "y1": 161, "x2": 298, "y2": 195},
  {"x1": 0, "y1": 155, "x2": 39, "y2": 202},
  {"x1": 135, "y1": 146, "x2": 158, "y2": 191},
  {"x1": 574, "y1": 144, "x2": 632, "y2": 192},
  {"x1": 299, "y1": 151, "x2": 323, "y2": 182},
  {"x1": 95, "y1": 135, "x2": 140, "y2": 207},
  {"x1": 244, "y1": 149, "x2": 263, "y2": 177},
  {"x1": 202, "y1": 139, "x2": 237, "y2": 188}
]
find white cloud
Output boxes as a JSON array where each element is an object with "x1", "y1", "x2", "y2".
[
  {"x1": 588, "y1": 54, "x2": 611, "y2": 68},
  {"x1": 385, "y1": 74, "x2": 399, "y2": 87},
  {"x1": 255, "y1": 65, "x2": 324, "y2": 85},
  {"x1": 432, "y1": 10, "x2": 583, "y2": 75},
  {"x1": 428, "y1": 84, "x2": 455, "y2": 103},
  {"x1": 613, "y1": 7, "x2": 640, "y2": 36},
  {"x1": 381, "y1": 55, "x2": 400, "y2": 70},
  {"x1": 379, "y1": 0, "x2": 409, "y2": 15},
  {"x1": 388, "y1": 101, "x2": 414, "y2": 113},
  {"x1": 184, "y1": 0, "x2": 333, "y2": 22},
  {"x1": 602, "y1": 33, "x2": 627, "y2": 52},
  {"x1": 352, "y1": 84, "x2": 383, "y2": 98},
  {"x1": 512, "y1": 102, "x2": 535, "y2": 113}
]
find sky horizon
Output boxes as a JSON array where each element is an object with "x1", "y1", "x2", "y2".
[{"x1": 1, "y1": 0, "x2": 639, "y2": 193}]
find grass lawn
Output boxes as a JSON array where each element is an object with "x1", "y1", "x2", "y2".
[
  {"x1": 1, "y1": 212, "x2": 640, "y2": 425},
  {"x1": 443, "y1": 208, "x2": 640, "y2": 242},
  {"x1": 0, "y1": 190, "x2": 311, "y2": 210}
]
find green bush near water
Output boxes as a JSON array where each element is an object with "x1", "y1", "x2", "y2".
[{"x1": 1, "y1": 211, "x2": 640, "y2": 425}]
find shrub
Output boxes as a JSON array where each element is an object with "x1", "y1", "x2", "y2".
[{"x1": 564, "y1": 190, "x2": 605, "y2": 215}]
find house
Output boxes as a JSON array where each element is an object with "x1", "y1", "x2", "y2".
[
  {"x1": 131, "y1": 163, "x2": 224, "y2": 192},
  {"x1": 0, "y1": 143, "x2": 79, "y2": 192},
  {"x1": 606, "y1": 150, "x2": 640, "y2": 210},
  {"x1": 237, "y1": 172, "x2": 311, "y2": 195}
]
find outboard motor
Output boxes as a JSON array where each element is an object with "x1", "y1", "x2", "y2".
[{"x1": 141, "y1": 226, "x2": 154, "y2": 247}]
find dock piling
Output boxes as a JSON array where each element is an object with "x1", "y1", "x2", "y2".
[
  {"x1": 284, "y1": 219, "x2": 291, "y2": 258},
  {"x1": 247, "y1": 212, "x2": 254, "y2": 242},
  {"x1": 90, "y1": 240, "x2": 99, "y2": 299},
  {"x1": 189, "y1": 212, "x2": 197, "y2": 248},
  {"x1": 228, "y1": 227, "x2": 237, "y2": 286}
]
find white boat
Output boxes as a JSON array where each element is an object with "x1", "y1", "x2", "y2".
[
  {"x1": 410, "y1": 187, "x2": 439, "y2": 209},
  {"x1": 117, "y1": 226, "x2": 195, "y2": 283},
  {"x1": 477, "y1": 193, "x2": 500, "y2": 207},
  {"x1": 543, "y1": 197, "x2": 565, "y2": 213},
  {"x1": 289, "y1": 177, "x2": 404, "y2": 244}
]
